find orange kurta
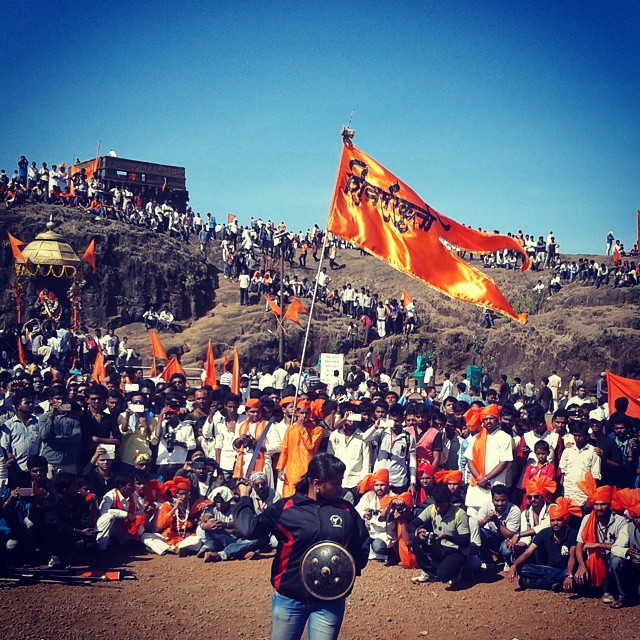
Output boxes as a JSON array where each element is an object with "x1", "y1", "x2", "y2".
[
  {"x1": 156, "y1": 499, "x2": 209, "y2": 546},
  {"x1": 276, "y1": 423, "x2": 323, "y2": 497}
]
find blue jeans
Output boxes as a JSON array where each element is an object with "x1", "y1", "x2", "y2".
[
  {"x1": 479, "y1": 529, "x2": 512, "y2": 564},
  {"x1": 271, "y1": 592, "x2": 345, "y2": 640},
  {"x1": 520, "y1": 564, "x2": 567, "y2": 590},
  {"x1": 197, "y1": 530, "x2": 260, "y2": 560}
]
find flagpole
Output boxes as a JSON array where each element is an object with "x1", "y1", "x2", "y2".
[{"x1": 292, "y1": 128, "x2": 351, "y2": 407}]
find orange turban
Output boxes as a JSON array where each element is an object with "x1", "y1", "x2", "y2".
[
  {"x1": 310, "y1": 398, "x2": 325, "y2": 420},
  {"x1": 380, "y1": 491, "x2": 413, "y2": 510},
  {"x1": 164, "y1": 475, "x2": 191, "y2": 496},
  {"x1": 417, "y1": 463, "x2": 437, "y2": 478},
  {"x1": 246, "y1": 398, "x2": 261, "y2": 409},
  {"x1": 357, "y1": 468, "x2": 390, "y2": 493},
  {"x1": 576, "y1": 471, "x2": 612, "y2": 505},
  {"x1": 434, "y1": 470, "x2": 463, "y2": 485},
  {"x1": 548, "y1": 496, "x2": 582, "y2": 521},
  {"x1": 279, "y1": 396, "x2": 295, "y2": 407},
  {"x1": 523, "y1": 476, "x2": 557, "y2": 502},
  {"x1": 612, "y1": 488, "x2": 640, "y2": 517},
  {"x1": 296, "y1": 399, "x2": 311, "y2": 410},
  {"x1": 464, "y1": 403, "x2": 501, "y2": 432}
]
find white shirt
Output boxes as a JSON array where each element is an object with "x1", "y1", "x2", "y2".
[
  {"x1": 518, "y1": 503, "x2": 550, "y2": 546},
  {"x1": 438, "y1": 379, "x2": 454, "y2": 401},
  {"x1": 156, "y1": 420, "x2": 196, "y2": 466},
  {"x1": 99, "y1": 489, "x2": 145, "y2": 519},
  {"x1": 559, "y1": 444, "x2": 601, "y2": 506},
  {"x1": 238, "y1": 274, "x2": 250, "y2": 289},
  {"x1": 328, "y1": 429, "x2": 372, "y2": 488},
  {"x1": 465, "y1": 429, "x2": 514, "y2": 508},
  {"x1": 272, "y1": 367, "x2": 288, "y2": 390}
]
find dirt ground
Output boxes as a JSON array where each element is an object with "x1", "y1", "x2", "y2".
[{"x1": 0, "y1": 549, "x2": 635, "y2": 640}]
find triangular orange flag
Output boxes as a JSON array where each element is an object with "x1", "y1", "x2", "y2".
[
  {"x1": 160, "y1": 356, "x2": 187, "y2": 383},
  {"x1": 613, "y1": 245, "x2": 621, "y2": 264},
  {"x1": 17, "y1": 336, "x2": 26, "y2": 366},
  {"x1": 149, "y1": 329, "x2": 168, "y2": 361},
  {"x1": 49, "y1": 365, "x2": 58, "y2": 381},
  {"x1": 204, "y1": 340, "x2": 218, "y2": 388},
  {"x1": 264, "y1": 294, "x2": 282, "y2": 317},
  {"x1": 83, "y1": 239, "x2": 96, "y2": 272},
  {"x1": 401, "y1": 290, "x2": 412, "y2": 307},
  {"x1": 284, "y1": 297, "x2": 308, "y2": 327},
  {"x1": 8, "y1": 233, "x2": 26, "y2": 263},
  {"x1": 231, "y1": 346, "x2": 240, "y2": 394},
  {"x1": 92, "y1": 351, "x2": 107, "y2": 385},
  {"x1": 327, "y1": 141, "x2": 530, "y2": 324},
  {"x1": 222, "y1": 353, "x2": 229, "y2": 370},
  {"x1": 149, "y1": 358, "x2": 157, "y2": 378}
]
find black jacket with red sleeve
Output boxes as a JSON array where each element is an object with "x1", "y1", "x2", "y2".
[{"x1": 233, "y1": 492, "x2": 370, "y2": 602}]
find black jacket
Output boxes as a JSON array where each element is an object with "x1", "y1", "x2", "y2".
[{"x1": 234, "y1": 492, "x2": 370, "y2": 602}]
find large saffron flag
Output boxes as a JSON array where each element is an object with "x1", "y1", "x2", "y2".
[
  {"x1": 607, "y1": 371, "x2": 640, "y2": 420},
  {"x1": 327, "y1": 142, "x2": 530, "y2": 323},
  {"x1": 285, "y1": 297, "x2": 308, "y2": 327},
  {"x1": 149, "y1": 329, "x2": 168, "y2": 361},
  {"x1": 231, "y1": 346, "x2": 240, "y2": 394},
  {"x1": 204, "y1": 340, "x2": 217, "y2": 388},
  {"x1": 160, "y1": 356, "x2": 187, "y2": 383}
]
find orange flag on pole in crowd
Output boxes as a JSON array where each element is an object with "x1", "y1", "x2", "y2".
[
  {"x1": 83, "y1": 239, "x2": 96, "y2": 272},
  {"x1": 327, "y1": 141, "x2": 530, "y2": 324},
  {"x1": 613, "y1": 245, "x2": 621, "y2": 264},
  {"x1": 284, "y1": 297, "x2": 308, "y2": 327},
  {"x1": 204, "y1": 340, "x2": 218, "y2": 388},
  {"x1": 401, "y1": 290, "x2": 412, "y2": 307},
  {"x1": 607, "y1": 371, "x2": 640, "y2": 419},
  {"x1": 17, "y1": 336, "x2": 26, "y2": 366},
  {"x1": 149, "y1": 329, "x2": 168, "y2": 361},
  {"x1": 49, "y1": 365, "x2": 58, "y2": 381},
  {"x1": 264, "y1": 294, "x2": 282, "y2": 318},
  {"x1": 161, "y1": 178, "x2": 167, "y2": 192},
  {"x1": 8, "y1": 233, "x2": 26, "y2": 263},
  {"x1": 227, "y1": 213, "x2": 237, "y2": 225},
  {"x1": 160, "y1": 356, "x2": 187, "y2": 383},
  {"x1": 92, "y1": 351, "x2": 107, "y2": 385},
  {"x1": 231, "y1": 346, "x2": 240, "y2": 394}
]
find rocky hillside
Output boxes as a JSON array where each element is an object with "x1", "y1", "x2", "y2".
[
  {"x1": 2, "y1": 203, "x2": 638, "y2": 384},
  {"x1": 0, "y1": 204, "x2": 216, "y2": 328}
]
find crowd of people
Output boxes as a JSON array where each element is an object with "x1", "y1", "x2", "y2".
[{"x1": 1, "y1": 327, "x2": 639, "y2": 609}]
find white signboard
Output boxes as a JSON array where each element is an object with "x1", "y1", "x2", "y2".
[{"x1": 319, "y1": 353, "x2": 344, "y2": 385}]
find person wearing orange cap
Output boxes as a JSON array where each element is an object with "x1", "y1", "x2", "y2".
[
  {"x1": 415, "y1": 463, "x2": 437, "y2": 507},
  {"x1": 434, "y1": 470, "x2": 463, "y2": 494},
  {"x1": 276, "y1": 399, "x2": 323, "y2": 497},
  {"x1": 233, "y1": 398, "x2": 273, "y2": 485},
  {"x1": 610, "y1": 489, "x2": 640, "y2": 608},
  {"x1": 355, "y1": 468, "x2": 397, "y2": 561},
  {"x1": 506, "y1": 496, "x2": 581, "y2": 591},
  {"x1": 575, "y1": 472, "x2": 627, "y2": 603},
  {"x1": 463, "y1": 404, "x2": 514, "y2": 515}
]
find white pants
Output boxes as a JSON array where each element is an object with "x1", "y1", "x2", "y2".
[
  {"x1": 96, "y1": 513, "x2": 143, "y2": 550},
  {"x1": 141, "y1": 533, "x2": 200, "y2": 556}
]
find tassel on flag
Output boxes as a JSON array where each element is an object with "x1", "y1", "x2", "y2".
[
  {"x1": 8, "y1": 233, "x2": 26, "y2": 263},
  {"x1": 204, "y1": 340, "x2": 218, "y2": 389},
  {"x1": 83, "y1": 239, "x2": 96, "y2": 272},
  {"x1": 231, "y1": 346, "x2": 240, "y2": 394},
  {"x1": 327, "y1": 141, "x2": 530, "y2": 323}
]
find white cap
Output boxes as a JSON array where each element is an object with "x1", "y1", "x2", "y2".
[{"x1": 589, "y1": 407, "x2": 606, "y2": 422}]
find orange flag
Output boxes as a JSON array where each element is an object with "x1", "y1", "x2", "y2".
[
  {"x1": 613, "y1": 245, "x2": 621, "y2": 264},
  {"x1": 401, "y1": 290, "x2": 412, "y2": 307},
  {"x1": 49, "y1": 365, "x2": 58, "y2": 381},
  {"x1": 231, "y1": 346, "x2": 240, "y2": 394},
  {"x1": 149, "y1": 329, "x2": 168, "y2": 361},
  {"x1": 264, "y1": 294, "x2": 282, "y2": 318},
  {"x1": 83, "y1": 239, "x2": 96, "y2": 272},
  {"x1": 92, "y1": 351, "x2": 107, "y2": 385},
  {"x1": 161, "y1": 177, "x2": 167, "y2": 191},
  {"x1": 327, "y1": 142, "x2": 530, "y2": 324},
  {"x1": 227, "y1": 213, "x2": 237, "y2": 225},
  {"x1": 204, "y1": 340, "x2": 218, "y2": 388},
  {"x1": 607, "y1": 371, "x2": 640, "y2": 419},
  {"x1": 160, "y1": 356, "x2": 187, "y2": 382},
  {"x1": 8, "y1": 233, "x2": 26, "y2": 263},
  {"x1": 17, "y1": 336, "x2": 26, "y2": 366},
  {"x1": 222, "y1": 353, "x2": 229, "y2": 371},
  {"x1": 284, "y1": 297, "x2": 308, "y2": 327}
]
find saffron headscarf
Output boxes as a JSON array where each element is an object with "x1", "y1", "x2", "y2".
[
  {"x1": 358, "y1": 468, "x2": 390, "y2": 494},
  {"x1": 464, "y1": 404, "x2": 501, "y2": 486},
  {"x1": 612, "y1": 488, "x2": 640, "y2": 518},
  {"x1": 434, "y1": 470, "x2": 463, "y2": 485},
  {"x1": 576, "y1": 471, "x2": 612, "y2": 506},
  {"x1": 164, "y1": 475, "x2": 191, "y2": 496},
  {"x1": 523, "y1": 475, "x2": 557, "y2": 502},
  {"x1": 548, "y1": 496, "x2": 582, "y2": 521}
]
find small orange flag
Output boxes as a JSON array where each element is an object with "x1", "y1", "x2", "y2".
[
  {"x1": 8, "y1": 233, "x2": 26, "y2": 263},
  {"x1": 149, "y1": 329, "x2": 168, "y2": 361},
  {"x1": 17, "y1": 336, "x2": 26, "y2": 366},
  {"x1": 264, "y1": 294, "x2": 282, "y2": 318},
  {"x1": 92, "y1": 351, "x2": 107, "y2": 385},
  {"x1": 327, "y1": 142, "x2": 530, "y2": 324},
  {"x1": 401, "y1": 290, "x2": 412, "y2": 307},
  {"x1": 613, "y1": 245, "x2": 621, "y2": 264},
  {"x1": 204, "y1": 340, "x2": 218, "y2": 389},
  {"x1": 83, "y1": 239, "x2": 96, "y2": 272},
  {"x1": 284, "y1": 297, "x2": 308, "y2": 327},
  {"x1": 161, "y1": 177, "x2": 167, "y2": 191},
  {"x1": 160, "y1": 356, "x2": 187, "y2": 383},
  {"x1": 49, "y1": 365, "x2": 58, "y2": 381},
  {"x1": 231, "y1": 346, "x2": 240, "y2": 394},
  {"x1": 227, "y1": 213, "x2": 237, "y2": 225}
]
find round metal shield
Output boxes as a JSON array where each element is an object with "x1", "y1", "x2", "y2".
[{"x1": 299, "y1": 541, "x2": 356, "y2": 601}]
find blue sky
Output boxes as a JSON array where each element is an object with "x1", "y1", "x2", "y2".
[{"x1": 1, "y1": 1, "x2": 638, "y2": 254}]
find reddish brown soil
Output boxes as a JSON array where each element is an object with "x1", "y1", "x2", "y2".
[{"x1": 0, "y1": 550, "x2": 635, "y2": 640}]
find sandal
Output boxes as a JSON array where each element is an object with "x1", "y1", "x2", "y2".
[{"x1": 609, "y1": 600, "x2": 626, "y2": 609}]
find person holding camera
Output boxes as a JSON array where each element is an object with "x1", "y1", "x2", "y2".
[
  {"x1": 409, "y1": 484, "x2": 471, "y2": 583},
  {"x1": 154, "y1": 396, "x2": 196, "y2": 480}
]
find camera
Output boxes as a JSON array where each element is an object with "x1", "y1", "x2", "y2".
[
  {"x1": 241, "y1": 434, "x2": 256, "y2": 449},
  {"x1": 165, "y1": 426, "x2": 177, "y2": 453}
]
